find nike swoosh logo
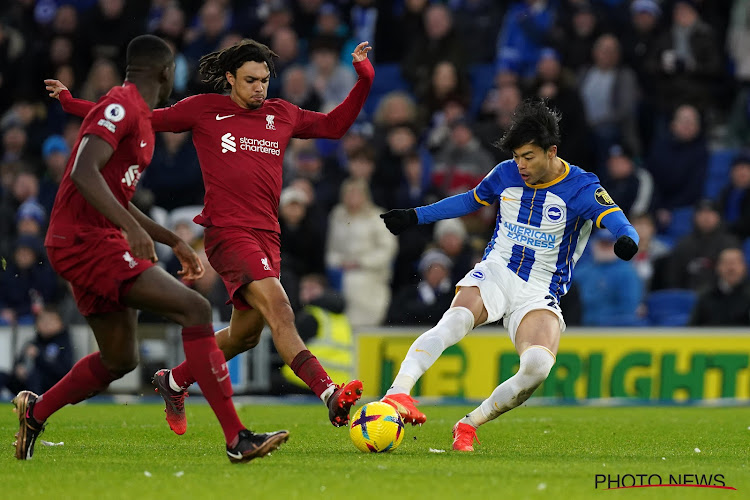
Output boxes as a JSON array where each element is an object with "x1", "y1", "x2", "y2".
[
  {"x1": 140, "y1": 141, "x2": 147, "y2": 147},
  {"x1": 415, "y1": 349, "x2": 432, "y2": 357},
  {"x1": 502, "y1": 196, "x2": 519, "y2": 202},
  {"x1": 216, "y1": 114, "x2": 235, "y2": 121},
  {"x1": 217, "y1": 373, "x2": 230, "y2": 382},
  {"x1": 226, "y1": 450, "x2": 243, "y2": 459}
]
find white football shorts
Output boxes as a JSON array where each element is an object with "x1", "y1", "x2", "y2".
[{"x1": 455, "y1": 259, "x2": 566, "y2": 345}]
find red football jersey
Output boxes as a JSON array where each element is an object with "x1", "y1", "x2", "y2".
[
  {"x1": 55, "y1": 59, "x2": 374, "y2": 233},
  {"x1": 46, "y1": 83, "x2": 154, "y2": 245}
]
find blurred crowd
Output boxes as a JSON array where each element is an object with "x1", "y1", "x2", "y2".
[{"x1": 1, "y1": 0, "x2": 750, "y2": 342}]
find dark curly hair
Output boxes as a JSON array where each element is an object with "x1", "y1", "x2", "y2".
[
  {"x1": 198, "y1": 39, "x2": 278, "y2": 91},
  {"x1": 497, "y1": 99, "x2": 562, "y2": 153}
]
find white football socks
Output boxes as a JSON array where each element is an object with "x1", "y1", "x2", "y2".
[
  {"x1": 461, "y1": 345, "x2": 555, "y2": 428},
  {"x1": 387, "y1": 307, "x2": 475, "y2": 395}
]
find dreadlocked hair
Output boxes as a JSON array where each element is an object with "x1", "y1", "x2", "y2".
[{"x1": 198, "y1": 39, "x2": 278, "y2": 91}]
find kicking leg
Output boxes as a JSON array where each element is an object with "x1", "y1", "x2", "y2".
[
  {"x1": 241, "y1": 277, "x2": 362, "y2": 427},
  {"x1": 454, "y1": 309, "x2": 558, "y2": 451},
  {"x1": 383, "y1": 287, "x2": 486, "y2": 425}
]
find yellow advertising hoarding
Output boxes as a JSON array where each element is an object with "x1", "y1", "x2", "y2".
[{"x1": 356, "y1": 329, "x2": 750, "y2": 401}]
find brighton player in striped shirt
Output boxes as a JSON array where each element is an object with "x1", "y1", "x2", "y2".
[
  {"x1": 46, "y1": 39, "x2": 373, "y2": 432},
  {"x1": 379, "y1": 100, "x2": 639, "y2": 451}
]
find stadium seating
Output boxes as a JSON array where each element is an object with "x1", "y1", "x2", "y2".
[
  {"x1": 661, "y1": 206, "x2": 694, "y2": 246},
  {"x1": 703, "y1": 148, "x2": 736, "y2": 200},
  {"x1": 645, "y1": 289, "x2": 698, "y2": 326},
  {"x1": 468, "y1": 63, "x2": 496, "y2": 118}
]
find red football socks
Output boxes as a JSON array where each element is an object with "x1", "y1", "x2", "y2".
[
  {"x1": 169, "y1": 360, "x2": 195, "y2": 390},
  {"x1": 181, "y1": 324, "x2": 244, "y2": 444},
  {"x1": 33, "y1": 352, "x2": 118, "y2": 422},
  {"x1": 290, "y1": 350, "x2": 334, "y2": 398}
]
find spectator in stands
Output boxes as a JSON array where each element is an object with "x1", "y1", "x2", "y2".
[
  {"x1": 183, "y1": 0, "x2": 229, "y2": 68},
  {"x1": 83, "y1": 0, "x2": 140, "y2": 64},
  {"x1": 279, "y1": 273, "x2": 353, "y2": 393},
  {"x1": 375, "y1": 122, "x2": 427, "y2": 207},
  {"x1": 279, "y1": 65, "x2": 323, "y2": 111},
  {"x1": 307, "y1": 35, "x2": 356, "y2": 111},
  {"x1": 345, "y1": 145, "x2": 389, "y2": 208},
  {"x1": 664, "y1": 199, "x2": 740, "y2": 291},
  {"x1": 630, "y1": 213, "x2": 671, "y2": 291},
  {"x1": 387, "y1": 249, "x2": 454, "y2": 325},
  {"x1": 401, "y1": 3, "x2": 467, "y2": 90},
  {"x1": 286, "y1": 139, "x2": 342, "y2": 213},
  {"x1": 554, "y1": 1, "x2": 603, "y2": 73},
  {"x1": 151, "y1": 3, "x2": 186, "y2": 50},
  {"x1": 268, "y1": 27, "x2": 303, "y2": 97},
  {"x1": 79, "y1": 58, "x2": 121, "y2": 103},
  {"x1": 140, "y1": 131, "x2": 203, "y2": 210},
  {"x1": 372, "y1": 91, "x2": 420, "y2": 151},
  {"x1": 279, "y1": 185, "x2": 326, "y2": 309},
  {"x1": 326, "y1": 178, "x2": 397, "y2": 327},
  {"x1": 690, "y1": 247, "x2": 750, "y2": 326},
  {"x1": 574, "y1": 230, "x2": 644, "y2": 326},
  {"x1": 451, "y1": 0, "x2": 505, "y2": 64},
  {"x1": 432, "y1": 116, "x2": 495, "y2": 196},
  {"x1": 599, "y1": 144, "x2": 653, "y2": 217},
  {"x1": 578, "y1": 33, "x2": 641, "y2": 164},
  {"x1": 433, "y1": 218, "x2": 474, "y2": 285},
  {"x1": 718, "y1": 152, "x2": 750, "y2": 240},
  {"x1": 257, "y1": 2, "x2": 295, "y2": 49},
  {"x1": 1, "y1": 125, "x2": 33, "y2": 166},
  {"x1": 646, "y1": 104, "x2": 708, "y2": 229},
  {"x1": 15, "y1": 198, "x2": 45, "y2": 237},
  {"x1": 0, "y1": 20, "x2": 27, "y2": 112},
  {"x1": 526, "y1": 47, "x2": 590, "y2": 166},
  {"x1": 0, "y1": 234, "x2": 58, "y2": 326},
  {"x1": 0, "y1": 306, "x2": 73, "y2": 396},
  {"x1": 0, "y1": 168, "x2": 38, "y2": 256},
  {"x1": 475, "y1": 83, "x2": 521, "y2": 164},
  {"x1": 621, "y1": 0, "x2": 663, "y2": 151},
  {"x1": 390, "y1": 152, "x2": 443, "y2": 292},
  {"x1": 416, "y1": 60, "x2": 471, "y2": 130},
  {"x1": 37, "y1": 134, "x2": 69, "y2": 215},
  {"x1": 646, "y1": 0, "x2": 723, "y2": 116},
  {"x1": 494, "y1": 0, "x2": 556, "y2": 80}
]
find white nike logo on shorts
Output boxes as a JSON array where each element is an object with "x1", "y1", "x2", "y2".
[{"x1": 216, "y1": 114, "x2": 235, "y2": 121}]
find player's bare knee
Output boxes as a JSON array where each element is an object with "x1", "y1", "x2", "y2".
[
  {"x1": 102, "y1": 354, "x2": 139, "y2": 378},
  {"x1": 182, "y1": 292, "x2": 213, "y2": 326}
]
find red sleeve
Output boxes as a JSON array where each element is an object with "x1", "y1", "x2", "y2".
[
  {"x1": 292, "y1": 59, "x2": 374, "y2": 139},
  {"x1": 59, "y1": 90, "x2": 95, "y2": 118},
  {"x1": 151, "y1": 95, "x2": 202, "y2": 132},
  {"x1": 79, "y1": 98, "x2": 134, "y2": 150}
]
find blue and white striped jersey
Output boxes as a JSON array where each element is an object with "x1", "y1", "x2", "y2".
[{"x1": 417, "y1": 158, "x2": 637, "y2": 299}]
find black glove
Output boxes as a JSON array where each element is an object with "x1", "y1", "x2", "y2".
[
  {"x1": 614, "y1": 235, "x2": 638, "y2": 261},
  {"x1": 380, "y1": 209, "x2": 418, "y2": 235}
]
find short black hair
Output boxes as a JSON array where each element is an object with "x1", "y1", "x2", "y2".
[
  {"x1": 497, "y1": 99, "x2": 561, "y2": 153},
  {"x1": 126, "y1": 34, "x2": 173, "y2": 68},
  {"x1": 199, "y1": 39, "x2": 278, "y2": 91}
]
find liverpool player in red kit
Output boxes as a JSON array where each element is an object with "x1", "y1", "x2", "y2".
[
  {"x1": 46, "y1": 39, "x2": 374, "y2": 432},
  {"x1": 15, "y1": 35, "x2": 289, "y2": 463}
]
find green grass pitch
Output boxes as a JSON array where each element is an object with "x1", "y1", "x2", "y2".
[{"x1": 1, "y1": 401, "x2": 748, "y2": 499}]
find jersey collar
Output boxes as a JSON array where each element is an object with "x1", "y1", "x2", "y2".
[{"x1": 525, "y1": 158, "x2": 570, "y2": 189}]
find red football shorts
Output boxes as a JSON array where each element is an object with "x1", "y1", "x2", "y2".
[
  {"x1": 203, "y1": 226, "x2": 281, "y2": 310},
  {"x1": 46, "y1": 227, "x2": 154, "y2": 316}
]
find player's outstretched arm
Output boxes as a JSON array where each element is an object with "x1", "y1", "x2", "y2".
[
  {"x1": 298, "y1": 42, "x2": 374, "y2": 140},
  {"x1": 128, "y1": 202, "x2": 204, "y2": 280},
  {"x1": 44, "y1": 79, "x2": 95, "y2": 117},
  {"x1": 71, "y1": 135, "x2": 157, "y2": 262}
]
